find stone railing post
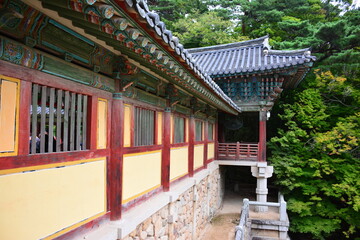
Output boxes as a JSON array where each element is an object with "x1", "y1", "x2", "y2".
[{"x1": 279, "y1": 194, "x2": 287, "y2": 221}]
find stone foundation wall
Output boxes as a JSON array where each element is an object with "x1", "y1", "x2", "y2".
[{"x1": 121, "y1": 165, "x2": 223, "y2": 240}]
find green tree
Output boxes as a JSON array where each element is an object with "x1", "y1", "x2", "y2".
[
  {"x1": 269, "y1": 70, "x2": 360, "y2": 239},
  {"x1": 147, "y1": 0, "x2": 209, "y2": 28},
  {"x1": 149, "y1": 0, "x2": 360, "y2": 238},
  {"x1": 171, "y1": 11, "x2": 248, "y2": 48}
]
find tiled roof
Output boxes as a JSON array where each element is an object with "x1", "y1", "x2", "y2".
[
  {"x1": 188, "y1": 36, "x2": 316, "y2": 77},
  {"x1": 122, "y1": 0, "x2": 241, "y2": 112}
]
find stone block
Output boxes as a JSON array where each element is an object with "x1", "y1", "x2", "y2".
[
  {"x1": 145, "y1": 224, "x2": 154, "y2": 236},
  {"x1": 140, "y1": 231, "x2": 147, "y2": 240}
]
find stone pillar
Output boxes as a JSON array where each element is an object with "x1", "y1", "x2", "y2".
[{"x1": 251, "y1": 162, "x2": 273, "y2": 212}]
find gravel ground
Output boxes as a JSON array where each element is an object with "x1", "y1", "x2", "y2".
[{"x1": 200, "y1": 189, "x2": 279, "y2": 240}]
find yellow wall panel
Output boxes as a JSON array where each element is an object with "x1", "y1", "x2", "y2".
[
  {"x1": 157, "y1": 112, "x2": 162, "y2": 145},
  {"x1": 0, "y1": 159, "x2": 106, "y2": 240},
  {"x1": 97, "y1": 99, "x2": 107, "y2": 149},
  {"x1": 170, "y1": 146, "x2": 188, "y2": 181},
  {"x1": 208, "y1": 143, "x2": 215, "y2": 159},
  {"x1": 0, "y1": 77, "x2": 20, "y2": 155},
  {"x1": 123, "y1": 151, "x2": 162, "y2": 203},
  {"x1": 194, "y1": 144, "x2": 204, "y2": 170},
  {"x1": 124, "y1": 104, "x2": 131, "y2": 147}
]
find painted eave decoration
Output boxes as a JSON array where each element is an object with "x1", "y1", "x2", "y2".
[
  {"x1": 188, "y1": 36, "x2": 316, "y2": 111},
  {"x1": 0, "y1": 0, "x2": 240, "y2": 114}
]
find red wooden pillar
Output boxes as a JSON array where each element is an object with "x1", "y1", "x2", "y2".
[
  {"x1": 88, "y1": 97, "x2": 98, "y2": 150},
  {"x1": 161, "y1": 107, "x2": 171, "y2": 191},
  {"x1": 258, "y1": 110, "x2": 267, "y2": 162},
  {"x1": 110, "y1": 93, "x2": 124, "y2": 220},
  {"x1": 188, "y1": 116, "x2": 195, "y2": 177},
  {"x1": 215, "y1": 117, "x2": 219, "y2": 160},
  {"x1": 203, "y1": 120, "x2": 208, "y2": 168},
  {"x1": 18, "y1": 81, "x2": 31, "y2": 155}
]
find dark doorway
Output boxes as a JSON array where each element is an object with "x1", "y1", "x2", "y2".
[
  {"x1": 218, "y1": 112, "x2": 259, "y2": 143},
  {"x1": 222, "y1": 165, "x2": 257, "y2": 201}
]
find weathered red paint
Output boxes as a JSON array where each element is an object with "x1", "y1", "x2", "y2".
[
  {"x1": 0, "y1": 149, "x2": 110, "y2": 171},
  {"x1": 17, "y1": 81, "x2": 31, "y2": 155},
  {"x1": 89, "y1": 97, "x2": 98, "y2": 150},
  {"x1": 170, "y1": 142, "x2": 189, "y2": 148},
  {"x1": 194, "y1": 165, "x2": 205, "y2": 174},
  {"x1": 161, "y1": 109, "x2": 171, "y2": 191},
  {"x1": 188, "y1": 116, "x2": 195, "y2": 177},
  {"x1": 203, "y1": 121, "x2": 208, "y2": 169},
  {"x1": 109, "y1": 96, "x2": 124, "y2": 220},
  {"x1": 123, "y1": 145, "x2": 162, "y2": 154},
  {"x1": 258, "y1": 110, "x2": 267, "y2": 162},
  {"x1": 215, "y1": 120, "x2": 219, "y2": 160}
]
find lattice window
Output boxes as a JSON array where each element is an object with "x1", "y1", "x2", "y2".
[
  {"x1": 174, "y1": 116, "x2": 185, "y2": 144},
  {"x1": 134, "y1": 107, "x2": 155, "y2": 146},
  {"x1": 29, "y1": 84, "x2": 88, "y2": 154},
  {"x1": 208, "y1": 123, "x2": 214, "y2": 141},
  {"x1": 195, "y1": 120, "x2": 203, "y2": 142}
]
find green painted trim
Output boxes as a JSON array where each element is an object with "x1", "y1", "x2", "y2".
[
  {"x1": 41, "y1": 41, "x2": 90, "y2": 64},
  {"x1": 174, "y1": 104, "x2": 191, "y2": 115},
  {"x1": 48, "y1": 19, "x2": 95, "y2": 46}
]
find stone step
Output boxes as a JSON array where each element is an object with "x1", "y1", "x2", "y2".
[
  {"x1": 252, "y1": 236, "x2": 280, "y2": 240},
  {"x1": 251, "y1": 235, "x2": 290, "y2": 240}
]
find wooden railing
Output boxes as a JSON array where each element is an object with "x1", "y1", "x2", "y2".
[{"x1": 217, "y1": 142, "x2": 259, "y2": 161}]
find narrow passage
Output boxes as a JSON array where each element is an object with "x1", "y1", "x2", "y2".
[{"x1": 200, "y1": 186, "x2": 256, "y2": 240}]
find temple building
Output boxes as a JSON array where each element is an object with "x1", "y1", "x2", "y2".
[{"x1": 0, "y1": 0, "x2": 315, "y2": 240}]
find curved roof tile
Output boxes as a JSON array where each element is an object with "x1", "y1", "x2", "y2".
[
  {"x1": 188, "y1": 36, "x2": 316, "y2": 77},
  {"x1": 122, "y1": 0, "x2": 241, "y2": 112}
]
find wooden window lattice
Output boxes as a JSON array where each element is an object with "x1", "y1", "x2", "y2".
[
  {"x1": 134, "y1": 107, "x2": 155, "y2": 146},
  {"x1": 195, "y1": 120, "x2": 203, "y2": 142},
  {"x1": 208, "y1": 123, "x2": 214, "y2": 141},
  {"x1": 174, "y1": 116, "x2": 185, "y2": 144},
  {"x1": 30, "y1": 84, "x2": 88, "y2": 154}
]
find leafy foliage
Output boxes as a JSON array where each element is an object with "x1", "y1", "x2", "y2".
[
  {"x1": 268, "y1": 32, "x2": 360, "y2": 240},
  {"x1": 171, "y1": 11, "x2": 248, "y2": 48},
  {"x1": 269, "y1": 75, "x2": 360, "y2": 238},
  {"x1": 148, "y1": 0, "x2": 248, "y2": 48},
  {"x1": 148, "y1": 1, "x2": 360, "y2": 238}
]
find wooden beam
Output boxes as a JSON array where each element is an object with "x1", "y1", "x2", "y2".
[
  {"x1": 88, "y1": 96, "x2": 98, "y2": 150},
  {"x1": 0, "y1": 149, "x2": 110, "y2": 171},
  {"x1": 18, "y1": 81, "x2": 31, "y2": 155},
  {"x1": 110, "y1": 94, "x2": 123, "y2": 220},
  {"x1": 161, "y1": 107, "x2": 171, "y2": 191},
  {"x1": 188, "y1": 116, "x2": 195, "y2": 177},
  {"x1": 30, "y1": 84, "x2": 38, "y2": 154},
  {"x1": 214, "y1": 118, "x2": 219, "y2": 161},
  {"x1": 258, "y1": 110, "x2": 267, "y2": 162},
  {"x1": 203, "y1": 121, "x2": 208, "y2": 168}
]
